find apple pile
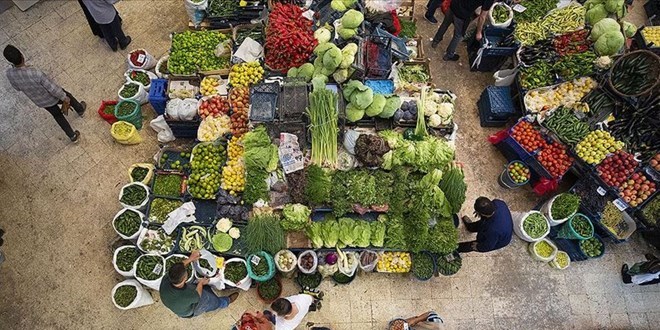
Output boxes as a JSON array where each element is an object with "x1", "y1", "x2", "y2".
[
  {"x1": 511, "y1": 121, "x2": 548, "y2": 152},
  {"x1": 650, "y1": 154, "x2": 660, "y2": 172},
  {"x1": 198, "y1": 95, "x2": 230, "y2": 119},
  {"x1": 508, "y1": 162, "x2": 530, "y2": 184},
  {"x1": 597, "y1": 151, "x2": 638, "y2": 188},
  {"x1": 536, "y1": 142, "x2": 573, "y2": 178},
  {"x1": 229, "y1": 87, "x2": 249, "y2": 137},
  {"x1": 618, "y1": 172, "x2": 656, "y2": 207}
]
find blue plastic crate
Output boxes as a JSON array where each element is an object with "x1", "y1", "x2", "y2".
[
  {"x1": 149, "y1": 79, "x2": 168, "y2": 115},
  {"x1": 495, "y1": 135, "x2": 535, "y2": 162},
  {"x1": 479, "y1": 86, "x2": 516, "y2": 119},
  {"x1": 548, "y1": 227, "x2": 588, "y2": 262},
  {"x1": 480, "y1": 27, "x2": 520, "y2": 57},
  {"x1": 478, "y1": 101, "x2": 509, "y2": 127}
]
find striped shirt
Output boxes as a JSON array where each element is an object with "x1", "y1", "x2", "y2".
[{"x1": 6, "y1": 66, "x2": 66, "y2": 108}]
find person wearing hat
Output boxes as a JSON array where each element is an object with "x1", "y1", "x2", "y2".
[{"x1": 457, "y1": 197, "x2": 513, "y2": 253}]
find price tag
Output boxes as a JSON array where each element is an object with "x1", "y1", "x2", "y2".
[
  {"x1": 513, "y1": 4, "x2": 526, "y2": 12},
  {"x1": 251, "y1": 255, "x2": 261, "y2": 266},
  {"x1": 613, "y1": 198, "x2": 628, "y2": 211},
  {"x1": 152, "y1": 263, "x2": 163, "y2": 275},
  {"x1": 445, "y1": 254, "x2": 455, "y2": 262},
  {"x1": 596, "y1": 186, "x2": 607, "y2": 196},
  {"x1": 137, "y1": 54, "x2": 146, "y2": 65}
]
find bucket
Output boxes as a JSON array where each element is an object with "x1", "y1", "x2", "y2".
[
  {"x1": 556, "y1": 213, "x2": 594, "y2": 240},
  {"x1": 256, "y1": 277, "x2": 282, "y2": 304},
  {"x1": 498, "y1": 161, "x2": 529, "y2": 189},
  {"x1": 114, "y1": 99, "x2": 143, "y2": 130},
  {"x1": 246, "y1": 251, "x2": 276, "y2": 282}
]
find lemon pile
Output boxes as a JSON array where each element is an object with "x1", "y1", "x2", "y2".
[
  {"x1": 525, "y1": 77, "x2": 597, "y2": 113},
  {"x1": 197, "y1": 115, "x2": 231, "y2": 142},
  {"x1": 575, "y1": 130, "x2": 624, "y2": 165},
  {"x1": 376, "y1": 252, "x2": 411, "y2": 273},
  {"x1": 221, "y1": 136, "x2": 246, "y2": 195},
  {"x1": 641, "y1": 27, "x2": 660, "y2": 47},
  {"x1": 229, "y1": 61, "x2": 264, "y2": 87},
  {"x1": 188, "y1": 143, "x2": 226, "y2": 199},
  {"x1": 200, "y1": 76, "x2": 221, "y2": 96}
]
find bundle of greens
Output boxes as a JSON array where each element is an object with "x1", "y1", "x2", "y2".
[
  {"x1": 281, "y1": 204, "x2": 311, "y2": 231},
  {"x1": 244, "y1": 213, "x2": 286, "y2": 255},
  {"x1": 305, "y1": 165, "x2": 332, "y2": 206},
  {"x1": 379, "y1": 130, "x2": 454, "y2": 173},
  {"x1": 438, "y1": 164, "x2": 467, "y2": 215},
  {"x1": 242, "y1": 126, "x2": 279, "y2": 204},
  {"x1": 308, "y1": 86, "x2": 339, "y2": 167},
  {"x1": 383, "y1": 214, "x2": 407, "y2": 250},
  {"x1": 330, "y1": 169, "x2": 393, "y2": 216},
  {"x1": 305, "y1": 216, "x2": 382, "y2": 249}
]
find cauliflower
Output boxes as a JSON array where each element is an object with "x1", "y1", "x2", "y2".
[
  {"x1": 594, "y1": 56, "x2": 612, "y2": 69},
  {"x1": 228, "y1": 227, "x2": 241, "y2": 239},
  {"x1": 428, "y1": 114, "x2": 443, "y2": 128},
  {"x1": 437, "y1": 102, "x2": 454, "y2": 117},
  {"x1": 424, "y1": 100, "x2": 438, "y2": 116},
  {"x1": 216, "y1": 218, "x2": 232, "y2": 233}
]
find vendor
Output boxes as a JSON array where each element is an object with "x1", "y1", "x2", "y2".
[
  {"x1": 457, "y1": 197, "x2": 512, "y2": 253},
  {"x1": 159, "y1": 250, "x2": 239, "y2": 318},
  {"x1": 431, "y1": 0, "x2": 494, "y2": 61},
  {"x1": 271, "y1": 294, "x2": 316, "y2": 330}
]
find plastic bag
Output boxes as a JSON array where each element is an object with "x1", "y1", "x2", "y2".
[
  {"x1": 112, "y1": 209, "x2": 146, "y2": 240},
  {"x1": 184, "y1": 0, "x2": 208, "y2": 27},
  {"x1": 343, "y1": 130, "x2": 360, "y2": 155},
  {"x1": 274, "y1": 250, "x2": 297, "y2": 277},
  {"x1": 215, "y1": 40, "x2": 232, "y2": 57},
  {"x1": 133, "y1": 254, "x2": 166, "y2": 291},
  {"x1": 155, "y1": 54, "x2": 170, "y2": 79},
  {"x1": 527, "y1": 239, "x2": 558, "y2": 262},
  {"x1": 246, "y1": 252, "x2": 276, "y2": 282},
  {"x1": 358, "y1": 250, "x2": 379, "y2": 272},
  {"x1": 127, "y1": 49, "x2": 157, "y2": 70},
  {"x1": 124, "y1": 69, "x2": 157, "y2": 91},
  {"x1": 150, "y1": 116, "x2": 175, "y2": 143},
  {"x1": 118, "y1": 82, "x2": 148, "y2": 105},
  {"x1": 493, "y1": 68, "x2": 518, "y2": 86},
  {"x1": 297, "y1": 250, "x2": 319, "y2": 274},
  {"x1": 118, "y1": 182, "x2": 150, "y2": 210},
  {"x1": 512, "y1": 211, "x2": 550, "y2": 242},
  {"x1": 111, "y1": 121, "x2": 142, "y2": 145},
  {"x1": 128, "y1": 163, "x2": 155, "y2": 185},
  {"x1": 223, "y1": 258, "x2": 252, "y2": 290},
  {"x1": 541, "y1": 195, "x2": 574, "y2": 226},
  {"x1": 488, "y1": 3, "x2": 513, "y2": 28},
  {"x1": 337, "y1": 251, "x2": 359, "y2": 277},
  {"x1": 193, "y1": 249, "x2": 219, "y2": 277},
  {"x1": 166, "y1": 98, "x2": 198, "y2": 121},
  {"x1": 111, "y1": 279, "x2": 154, "y2": 310}
]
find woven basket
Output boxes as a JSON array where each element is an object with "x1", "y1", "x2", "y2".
[{"x1": 607, "y1": 50, "x2": 660, "y2": 98}]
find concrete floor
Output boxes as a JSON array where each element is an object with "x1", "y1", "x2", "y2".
[{"x1": 0, "y1": 0, "x2": 658, "y2": 329}]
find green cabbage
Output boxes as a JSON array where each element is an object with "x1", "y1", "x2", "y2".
[
  {"x1": 339, "y1": 53, "x2": 355, "y2": 69},
  {"x1": 298, "y1": 63, "x2": 314, "y2": 81},
  {"x1": 332, "y1": 68, "x2": 349, "y2": 83},
  {"x1": 350, "y1": 88, "x2": 373, "y2": 110},
  {"x1": 345, "y1": 102, "x2": 365, "y2": 122},
  {"x1": 342, "y1": 9, "x2": 364, "y2": 29},
  {"x1": 379, "y1": 96, "x2": 402, "y2": 118},
  {"x1": 338, "y1": 27, "x2": 357, "y2": 40},
  {"x1": 323, "y1": 46, "x2": 342, "y2": 70},
  {"x1": 594, "y1": 30, "x2": 624, "y2": 56},
  {"x1": 622, "y1": 21, "x2": 636, "y2": 38},
  {"x1": 604, "y1": 0, "x2": 623, "y2": 13},
  {"x1": 342, "y1": 43, "x2": 358, "y2": 56},
  {"x1": 314, "y1": 43, "x2": 335, "y2": 56},
  {"x1": 342, "y1": 0, "x2": 357, "y2": 7},
  {"x1": 591, "y1": 18, "x2": 620, "y2": 41},
  {"x1": 320, "y1": 219, "x2": 339, "y2": 248},
  {"x1": 211, "y1": 233, "x2": 233, "y2": 252},
  {"x1": 287, "y1": 67, "x2": 299, "y2": 78},
  {"x1": 586, "y1": 4, "x2": 608, "y2": 25},
  {"x1": 343, "y1": 80, "x2": 364, "y2": 100},
  {"x1": 365, "y1": 94, "x2": 386, "y2": 117}
]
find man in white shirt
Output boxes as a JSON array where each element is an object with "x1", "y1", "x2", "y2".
[{"x1": 270, "y1": 294, "x2": 314, "y2": 330}]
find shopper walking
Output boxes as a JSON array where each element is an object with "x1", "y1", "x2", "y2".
[
  {"x1": 431, "y1": 0, "x2": 494, "y2": 61},
  {"x1": 390, "y1": 311, "x2": 443, "y2": 330},
  {"x1": 271, "y1": 294, "x2": 316, "y2": 330},
  {"x1": 78, "y1": 0, "x2": 103, "y2": 38},
  {"x1": 424, "y1": 0, "x2": 442, "y2": 23},
  {"x1": 457, "y1": 197, "x2": 512, "y2": 253},
  {"x1": 81, "y1": 0, "x2": 132, "y2": 52},
  {"x1": 159, "y1": 250, "x2": 239, "y2": 318},
  {"x1": 621, "y1": 254, "x2": 660, "y2": 286},
  {"x1": 4, "y1": 45, "x2": 86, "y2": 142}
]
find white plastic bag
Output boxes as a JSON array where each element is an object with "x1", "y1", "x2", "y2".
[
  {"x1": 494, "y1": 68, "x2": 518, "y2": 86},
  {"x1": 528, "y1": 239, "x2": 558, "y2": 262},
  {"x1": 184, "y1": 0, "x2": 208, "y2": 27},
  {"x1": 155, "y1": 54, "x2": 170, "y2": 79},
  {"x1": 118, "y1": 83, "x2": 148, "y2": 105},
  {"x1": 111, "y1": 279, "x2": 154, "y2": 310},
  {"x1": 113, "y1": 245, "x2": 141, "y2": 277},
  {"x1": 133, "y1": 254, "x2": 166, "y2": 291},
  {"x1": 193, "y1": 249, "x2": 219, "y2": 277},
  {"x1": 124, "y1": 69, "x2": 158, "y2": 91},
  {"x1": 488, "y1": 3, "x2": 514, "y2": 28},
  {"x1": 297, "y1": 250, "x2": 319, "y2": 274},
  {"x1": 127, "y1": 49, "x2": 157, "y2": 70},
  {"x1": 223, "y1": 258, "x2": 252, "y2": 290},
  {"x1": 166, "y1": 98, "x2": 198, "y2": 121},
  {"x1": 512, "y1": 211, "x2": 550, "y2": 242},
  {"x1": 343, "y1": 130, "x2": 360, "y2": 155},
  {"x1": 358, "y1": 250, "x2": 379, "y2": 272},
  {"x1": 112, "y1": 208, "x2": 146, "y2": 241},
  {"x1": 274, "y1": 250, "x2": 298, "y2": 277},
  {"x1": 541, "y1": 195, "x2": 575, "y2": 226},
  {"x1": 118, "y1": 182, "x2": 150, "y2": 211},
  {"x1": 150, "y1": 115, "x2": 175, "y2": 143},
  {"x1": 338, "y1": 251, "x2": 359, "y2": 277}
]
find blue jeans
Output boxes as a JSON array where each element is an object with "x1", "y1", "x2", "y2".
[
  {"x1": 193, "y1": 287, "x2": 230, "y2": 317},
  {"x1": 432, "y1": 8, "x2": 467, "y2": 56}
]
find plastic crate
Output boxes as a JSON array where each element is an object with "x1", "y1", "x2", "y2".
[
  {"x1": 151, "y1": 170, "x2": 187, "y2": 199},
  {"x1": 365, "y1": 36, "x2": 393, "y2": 79},
  {"x1": 479, "y1": 27, "x2": 520, "y2": 57},
  {"x1": 479, "y1": 102, "x2": 509, "y2": 127},
  {"x1": 165, "y1": 117, "x2": 201, "y2": 139},
  {"x1": 192, "y1": 199, "x2": 219, "y2": 224},
  {"x1": 278, "y1": 82, "x2": 308, "y2": 120},
  {"x1": 478, "y1": 86, "x2": 516, "y2": 120},
  {"x1": 495, "y1": 135, "x2": 535, "y2": 162},
  {"x1": 249, "y1": 91, "x2": 278, "y2": 122},
  {"x1": 149, "y1": 79, "x2": 168, "y2": 115},
  {"x1": 468, "y1": 48, "x2": 509, "y2": 72}
]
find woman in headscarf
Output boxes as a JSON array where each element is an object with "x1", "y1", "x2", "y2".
[{"x1": 77, "y1": 0, "x2": 102, "y2": 38}]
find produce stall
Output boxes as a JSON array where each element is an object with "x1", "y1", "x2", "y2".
[
  {"x1": 108, "y1": 0, "x2": 471, "y2": 309},
  {"x1": 473, "y1": 0, "x2": 660, "y2": 266}
]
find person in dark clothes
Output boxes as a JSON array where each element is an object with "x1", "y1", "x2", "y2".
[
  {"x1": 81, "y1": 0, "x2": 131, "y2": 52},
  {"x1": 159, "y1": 250, "x2": 239, "y2": 318},
  {"x1": 78, "y1": 0, "x2": 103, "y2": 38},
  {"x1": 425, "y1": 0, "x2": 443, "y2": 23},
  {"x1": 4, "y1": 45, "x2": 86, "y2": 142},
  {"x1": 431, "y1": 0, "x2": 494, "y2": 61},
  {"x1": 457, "y1": 197, "x2": 513, "y2": 253},
  {"x1": 642, "y1": 229, "x2": 660, "y2": 250},
  {"x1": 621, "y1": 254, "x2": 660, "y2": 286}
]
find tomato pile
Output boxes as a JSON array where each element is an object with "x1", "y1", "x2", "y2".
[
  {"x1": 229, "y1": 87, "x2": 249, "y2": 137},
  {"x1": 597, "y1": 151, "x2": 638, "y2": 188},
  {"x1": 265, "y1": 3, "x2": 317, "y2": 72},
  {"x1": 511, "y1": 121, "x2": 547, "y2": 152},
  {"x1": 619, "y1": 172, "x2": 656, "y2": 207},
  {"x1": 198, "y1": 95, "x2": 230, "y2": 119},
  {"x1": 536, "y1": 142, "x2": 573, "y2": 178}
]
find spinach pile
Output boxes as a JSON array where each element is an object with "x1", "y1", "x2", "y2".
[
  {"x1": 304, "y1": 165, "x2": 331, "y2": 206},
  {"x1": 330, "y1": 169, "x2": 393, "y2": 217}
]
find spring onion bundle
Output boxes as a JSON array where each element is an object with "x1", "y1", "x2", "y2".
[{"x1": 308, "y1": 87, "x2": 339, "y2": 167}]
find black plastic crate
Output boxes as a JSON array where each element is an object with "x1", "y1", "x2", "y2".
[
  {"x1": 478, "y1": 85, "x2": 516, "y2": 120},
  {"x1": 468, "y1": 48, "x2": 509, "y2": 72},
  {"x1": 249, "y1": 91, "x2": 278, "y2": 122},
  {"x1": 166, "y1": 118, "x2": 201, "y2": 139},
  {"x1": 479, "y1": 27, "x2": 519, "y2": 57},
  {"x1": 192, "y1": 198, "x2": 220, "y2": 224},
  {"x1": 479, "y1": 103, "x2": 509, "y2": 127},
  {"x1": 278, "y1": 82, "x2": 309, "y2": 120}
]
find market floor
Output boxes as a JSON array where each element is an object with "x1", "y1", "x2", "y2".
[{"x1": 0, "y1": 1, "x2": 658, "y2": 329}]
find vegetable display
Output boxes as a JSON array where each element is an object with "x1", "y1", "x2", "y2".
[
  {"x1": 297, "y1": 272, "x2": 322, "y2": 288},
  {"x1": 135, "y1": 255, "x2": 165, "y2": 281},
  {"x1": 544, "y1": 107, "x2": 590, "y2": 146},
  {"x1": 608, "y1": 94, "x2": 659, "y2": 162},
  {"x1": 515, "y1": 4, "x2": 585, "y2": 46},
  {"x1": 640, "y1": 196, "x2": 659, "y2": 227},
  {"x1": 281, "y1": 204, "x2": 311, "y2": 231},
  {"x1": 354, "y1": 134, "x2": 390, "y2": 168},
  {"x1": 553, "y1": 51, "x2": 596, "y2": 82},
  {"x1": 524, "y1": 77, "x2": 597, "y2": 113},
  {"x1": 119, "y1": 83, "x2": 139, "y2": 99},
  {"x1": 229, "y1": 61, "x2": 264, "y2": 87},
  {"x1": 492, "y1": 3, "x2": 510, "y2": 24},
  {"x1": 575, "y1": 130, "x2": 624, "y2": 165},
  {"x1": 116, "y1": 247, "x2": 140, "y2": 272},
  {"x1": 166, "y1": 256, "x2": 192, "y2": 279},
  {"x1": 438, "y1": 164, "x2": 467, "y2": 214},
  {"x1": 229, "y1": 88, "x2": 250, "y2": 137},
  {"x1": 534, "y1": 240, "x2": 554, "y2": 258},
  {"x1": 114, "y1": 209, "x2": 142, "y2": 236},
  {"x1": 518, "y1": 39, "x2": 558, "y2": 66},
  {"x1": 139, "y1": 227, "x2": 176, "y2": 254},
  {"x1": 169, "y1": 31, "x2": 230, "y2": 75},
  {"x1": 188, "y1": 143, "x2": 226, "y2": 199},
  {"x1": 305, "y1": 165, "x2": 331, "y2": 205},
  {"x1": 242, "y1": 126, "x2": 278, "y2": 204},
  {"x1": 258, "y1": 278, "x2": 281, "y2": 301},
  {"x1": 641, "y1": 26, "x2": 660, "y2": 47},
  {"x1": 398, "y1": 19, "x2": 417, "y2": 38},
  {"x1": 207, "y1": 0, "x2": 237, "y2": 17},
  {"x1": 597, "y1": 151, "x2": 638, "y2": 188},
  {"x1": 265, "y1": 3, "x2": 317, "y2": 72},
  {"x1": 511, "y1": 121, "x2": 546, "y2": 153},
  {"x1": 152, "y1": 173, "x2": 183, "y2": 198},
  {"x1": 121, "y1": 184, "x2": 148, "y2": 207},
  {"x1": 579, "y1": 237, "x2": 603, "y2": 257},
  {"x1": 250, "y1": 255, "x2": 269, "y2": 277},
  {"x1": 148, "y1": 198, "x2": 182, "y2": 224},
  {"x1": 507, "y1": 162, "x2": 530, "y2": 184},
  {"x1": 397, "y1": 64, "x2": 429, "y2": 84},
  {"x1": 536, "y1": 141, "x2": 573, "y2": 178},
  {"x1": 553, "y1": 252, "x2": 570, "y2": 269},
  {"x1": 411, "y1": 253, "x2": 434, "y2": 280},
  {"x1": 308, "y1": 86, "x2": 339, "y2": 167},
  {"x1": 582, "y1": 88, "x2": 614, "y2": 120},
  {"x1": 376, "y1": 251, "x2": 411, "y2": 273},
  {"x1": 551, "y1": 193, "x2": 580, "y2": 220},
  {"x1": 198, "y1": 258, "x2": 212, "y2": 272},
  {"x1": 519, "y1": 61, "x2": 554, "y2": 91},
  {"x1": 224, "y1": 261, "x2": 248, "y2": 283},
  {"x1": 131, "y1": 167, "x2": 149, "y2": 182},
  {"x1": 570, "y1": 214, "x2": 593, "y2": 238},
  {"x1": 514, "y1": 0, "x2": 558, "y2": 23},
  {"x1": 610, "y1": 52, "x2": 659, "y2": 95},
  {"x1": 523, "y1": 213, "x2": 549, "y2": 239},
  {"x1": 113, "y1": 285, "x2": 137, "y2": 308},
  {"x1": 244, "y1": 213, "x2": 286, "y2": 255},
  {"x1": 553, "y1": 30, "x2": 591, "y2": 56},
  {"x1": 179, "y1": 226, "x2": 209, "y2": 253}
]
